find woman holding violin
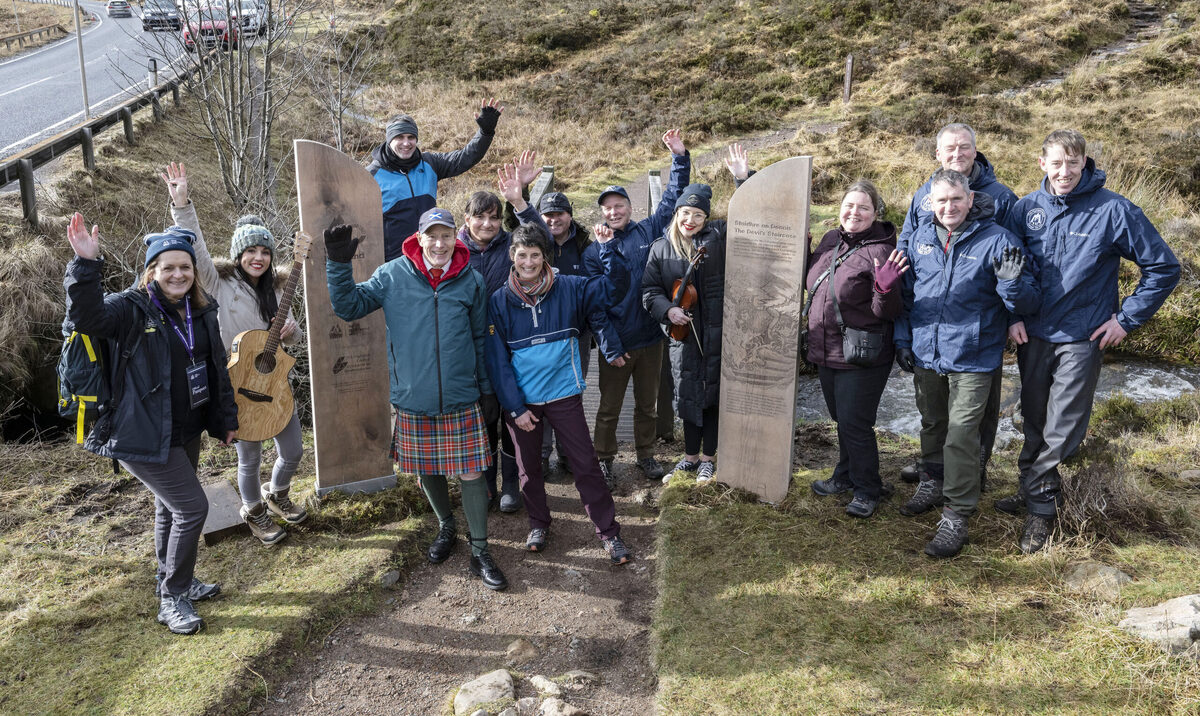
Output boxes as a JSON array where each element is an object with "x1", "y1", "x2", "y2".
[{"x1": 642, "y1": 147, "x2": 746, "y2": 482}]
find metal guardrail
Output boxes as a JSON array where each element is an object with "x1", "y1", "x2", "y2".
[
  {"x1": 1, "y1": 52, "x2": 215, "y2": 226},
  {"x1": 0, "y1": 24, "x2": 66, "y2": 51}
]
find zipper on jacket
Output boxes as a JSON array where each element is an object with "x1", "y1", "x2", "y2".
[
  {"x1": 528, "y1": 302, "x2": 539, "y2": 329},
  {"x1": 570, "y1": 337, "x2": 582, "y2": 390},
  {"x1": 433, "y1": 291, "x2": 444, "y2": 413}
]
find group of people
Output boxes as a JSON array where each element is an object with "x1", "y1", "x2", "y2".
[
  {"x1": 59, "y1": 100, "x2": 1179, "y2": 635},
  {"x1": 805, "y1": 124, "x2": 1179, "y2": 560}
]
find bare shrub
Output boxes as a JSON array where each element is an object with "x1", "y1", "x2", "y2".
[{"x1": 1058, "y1": 439, "x2": 1171, "y2": 542}]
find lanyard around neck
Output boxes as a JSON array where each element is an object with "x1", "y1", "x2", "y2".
[{"x1": 149, "y1": 290, "x2": 195, "y2": 362}]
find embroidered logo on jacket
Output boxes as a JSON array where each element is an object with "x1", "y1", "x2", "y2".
[
  {"x1": 1026, "y1": 208, "x2": 1047, "y2": 231},
  {"x1": 920, "y1": 195, "x2": 933, "y2": 212},
  {"x1": 917, "y1": 244, "x2": 934, "y2": 255}
]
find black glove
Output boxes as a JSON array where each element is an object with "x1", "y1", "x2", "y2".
[
  {"x1": 475, "y1": 105, "x2": 501, "y2": 136},
  {"x1": 479, "y1": 393, "x2": 500, "y2": 425},
  {"x1": 895, "y1": 347, "x2": 915, "y2": 373},
  {"x1": 993, "y1": 246, "x2": 1025, "y2": 281},
  {"x1": 323, "y1": 224, "x2": 359, "y2": 264}
]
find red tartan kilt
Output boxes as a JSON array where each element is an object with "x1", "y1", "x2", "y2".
[{"x1": 391, "y1": 404, "x2": 492, "y2": 475}]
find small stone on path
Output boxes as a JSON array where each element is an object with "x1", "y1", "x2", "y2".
[
  {"x1": 529, "y1": 674, "x2": 562, "y2": 695},
  {"x1": 498, "y1": 709, "x2": 518, "y2": 716},
  {"x1": 1179, "y1": 469, "x2": 1200, "y2": 483},
  {"x1": 539, "y1": 697, "x2": 586, "y2": 716},
  {"x1": 380, "y1": 569, "x2": 401, "y2": 589},
  {"x1": 455, "y1": 669, "x2": 515, "y2": 715},
  {"x1": 561, "y1": 670, "x2": 600, "y2": 687},
  {"x1": 506, "y1": 637, "x2": 539, "y2": 664},
  {"x1": 1063, "y1": 562, "x2": 1132, "y2": 600},
  {"x1": 516, "y1": 696, "x2": 539, "y2": 714},
  {"x1": 1118, "y1": 594, "x2": 1200, "y2": 656},
  {"x1": 470, "y1": 710, "x2": 489, "y2": 716}
]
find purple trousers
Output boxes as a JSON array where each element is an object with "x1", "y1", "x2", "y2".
[{"x1": 505, "y1": 393, "x2": 620, "y2": 539}]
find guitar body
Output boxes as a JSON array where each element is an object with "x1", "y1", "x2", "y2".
[{"x1": 227, "y1": 328, "x2": 296, "y2": 442}]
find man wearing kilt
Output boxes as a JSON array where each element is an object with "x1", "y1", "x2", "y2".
[{"x1": 324, "y1": 208, "x2": 508, "y2": 591}]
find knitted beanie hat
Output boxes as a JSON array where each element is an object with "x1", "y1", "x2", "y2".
[
  {"x1": 674, "y1": 183, "x2": 712, "y2": 216},
  {"x1": 144, "y1": 226, "x2": 197, "y2": 268},
  {"x1": 230, "y1": 222, "x2": 275, "y2": 259}
]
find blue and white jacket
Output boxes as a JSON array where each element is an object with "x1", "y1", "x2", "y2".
[
  {"x1": 895, "y1": 195, "x2": 1041, "y2": 374},
  {"x1": 582, "y1": 151, "x2": 690, "y2": 355},
  {"x1": 1003, "y1": 159, "x2": 1180, "y2": 343},
  {"x1": 486, "y1": 242, "x2": 627, "y2": 417}
]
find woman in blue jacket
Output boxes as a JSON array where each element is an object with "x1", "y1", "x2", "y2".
[
  {"x1": 484, "y1": 223, "x2": 633, "y2": 564},
  {"x1": 324, "y1": 208, "x2": 507, "y2": 591},
  {"x1": 64, "y1": 213, "x2": 237, "y2": 635}
]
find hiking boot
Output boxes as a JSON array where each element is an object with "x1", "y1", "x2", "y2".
[
  {"x1": 599, "y1": 459, "x2": 616, "y2": 489},
  {"x1": 811, "y1": 475, "x2": 853, "y2": 496},
  {"x1": 428, "y1": 520, "x2": 457, "y2": 563},
  {"x1": 899, "y1": 478, "x2": 945, "y2": 516},
  {"x1": 924, "y1": 509, "x2": 969, "y2": 558},
  {"x1": 261, "y1": 485, "x2": 308, "y2": 524},
  {"x1": 155, "y1": 574, "x2": 220, "y2": 602},
  {"x1": 157, "y1": 594, "x2": 204, "y2": 635},
  {"x1": 469, "y1": 551, "x2": 509, "y2": 591},
  {"x1": 525, "y1": 527, "x2": 548, "y2": 552},
  {"x1": 241, "y1": 502, "x2": 287, "y2": 546},
  {"x1": 499, "y1": 492, "x2": 521, "y2": 513},
  {"x1": 601, "y1": 535, "x2": 633, "y2": 565},
  {"x1": 1020, "y1": 514, "x2": 1054, "y2": 554},
  {"x1": 845, "y1": 496, "x2": 878, "y2": 518},
  {"x1": 993, "y1": 492, "x2": 1026, "y2": 516},
  {"x1": 696, "y1": 461, "x2": 716, "y2": 483},
  {"x1": 637, "y1": 457, "x2": 665, "y2": 481}
]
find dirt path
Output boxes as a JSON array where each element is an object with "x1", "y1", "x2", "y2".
[{"x1": 255, "y1": 449, "x2": 664, "y2": 716}]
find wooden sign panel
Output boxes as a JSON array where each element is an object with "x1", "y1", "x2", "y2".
[
  {"x1": 717, "y1": 157, "x2": 813, "y2": 502},
  {"x1": 294, "y1": 139, "x2": 395, "y2": 495}
]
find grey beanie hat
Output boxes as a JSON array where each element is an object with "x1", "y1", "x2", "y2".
[
  {"x1": 386, "y1": 114, "x2": 419, "y2": 142},
  {"x1": 230, "y1": 222, "x2": 276, "y2": 259}
]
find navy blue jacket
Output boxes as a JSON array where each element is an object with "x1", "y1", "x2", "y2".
[
  {"x1": 582, "y1": 150, "x2": 691, "y2": 355},
  {"x1": 895, "y1": 198, "x2": 1041, "y2": 373},
  {"x1": 485, "y1": 242, "x2": 627, "y2": 416},
  {"x1": 1003, "y1": 159, "x2": 1180, "y2": 343},
  {"x1": 64, "y1": 257, "x2": 238, "y2": 464},
  {"x1": 463, "y1": 204, "x2": 551, "y2": 297},
  {"x1": 368, "y1": 130, "x2": 493, "y2": 262},
  {"x1": 898, "y1": 153, "x2": 1018, "y2": 251}
]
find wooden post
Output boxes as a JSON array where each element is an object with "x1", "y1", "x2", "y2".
[
  {"x1": 81, "y1": 127, "x2": 95, "y2": 171},
  {"x1": 843, "y1": 54, "x2": 854, "y2": 103},
  {"x1": 121, "y1": 107, "x2": 134, "y2": 143},
  {"x1": 529, "y1": 166, "x2": 555, "y2": 209},
  {"x1": 647, "y1": 169, "x2": 663, "y2": 212},
  {"x1": 171, "y1": 84, "x2": 180, "y2": 106},
  {"x1": 18, "y1": 159, "x2": 37, "y2": 227},
  {"x1": 718, "y1": 156, "x2": 813, "y2": 502},
  {"x1": 151, "y1": 94, "x2": 164, "y2": 120}
]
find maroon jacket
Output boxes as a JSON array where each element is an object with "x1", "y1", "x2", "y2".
[{"x1": 805, "y1": 221, "x2": 901, "y2": 369}]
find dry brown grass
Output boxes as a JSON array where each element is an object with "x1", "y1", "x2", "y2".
[{"x1": 0, "y1": 1, "x2": 83, "y2": 58}]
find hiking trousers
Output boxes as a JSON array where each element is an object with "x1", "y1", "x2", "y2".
[
  {"x1": 914, "y1": 367, "x2": 997, "y2": 517},
  {"x1": 594, "y1": 340, "x2": 664, "y2": 461}
]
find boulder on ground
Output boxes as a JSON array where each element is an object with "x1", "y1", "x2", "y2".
[
  {"x1": 1063, "y1": 562, "x2": 1132, "y2": 599},
  {"x1": 454, "y1": 669, "x2": 515, "y2": 715},
  {"x1": 1118, "y1": 594, "x2": 1200, "y2": 656}
]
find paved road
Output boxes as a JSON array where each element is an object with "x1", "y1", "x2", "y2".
[{"x1": 0, "y1": 0, "x2": 187, "y2": 157}]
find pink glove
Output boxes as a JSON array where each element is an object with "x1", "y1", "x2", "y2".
[{"x1": 874, "y1": 257, "x2": 904, "y2": 293}]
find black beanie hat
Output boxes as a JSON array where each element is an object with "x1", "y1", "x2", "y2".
[{"x1": 674, "y1": 183, "x2": 712, "y2": 216}]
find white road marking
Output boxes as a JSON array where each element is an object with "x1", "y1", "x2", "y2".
[{"x1": 0, "y1": 76, "x2": 53, "y2": 99}]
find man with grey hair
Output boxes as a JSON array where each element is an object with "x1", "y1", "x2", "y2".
[
  {"x1": 896, "y1": 122, "x2": 1020, "y2": 490},
  {"x1": 999, "y1": 129, "x2": 1179, "y2": 553},
  {"x1": 894, "y1": 169, "x2": 1039, "y2": 558}
]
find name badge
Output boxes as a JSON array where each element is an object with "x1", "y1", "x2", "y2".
[{"x1": 186, "y1": 361, "x2": 210, "y2": 409}]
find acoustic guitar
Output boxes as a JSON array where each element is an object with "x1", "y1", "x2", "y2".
[{"x1": 226, "y1": 232, "x2": 311, "y2": 442}]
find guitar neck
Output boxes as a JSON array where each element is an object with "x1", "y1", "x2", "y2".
[{"x1": 263, "y1": 257, "x2": 303, "y2": 355}]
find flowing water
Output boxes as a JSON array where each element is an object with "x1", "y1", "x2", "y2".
[{"x1": 795, "y1": 360, "x2": 1200, "y2": 447}]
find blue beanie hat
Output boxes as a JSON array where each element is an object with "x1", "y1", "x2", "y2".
[
  {"x1": 230, "y1": 222, "x2": 276, "y2": 259},
  {"x1": 674, "y1": 183, "x2": 712, "y2": 216},
  {"x1": 144, "y1": 226, "x2": 197, "y2": 268}
]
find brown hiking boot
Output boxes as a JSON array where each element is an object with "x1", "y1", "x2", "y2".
[{"x1": 241, "y1": 502, "x2": 287, "y2": 546}]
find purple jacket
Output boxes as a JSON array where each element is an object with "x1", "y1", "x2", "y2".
[{"x1": 805, "y1": 222, "x2": 901, "y2": 369}]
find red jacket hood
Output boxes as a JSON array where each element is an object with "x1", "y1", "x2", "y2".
[{"x1": 401, "y1": 231, "x2": 471, "y2": 289}]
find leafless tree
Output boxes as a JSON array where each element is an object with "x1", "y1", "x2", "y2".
[{"x1": 306, "y1": 26, "x2": 379, "y2": 151}]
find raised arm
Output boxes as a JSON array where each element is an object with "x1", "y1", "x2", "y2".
[
  {"x1": 64, "y1": 213, "x2": 138, "y2": 337},
  {"x1": 645, "y1": 129, "x2": 691, "y2": 237},
  {"x1": 498, "y1": 163, "x2": 552, "y2": 239},
  {"x1": 422, "y1": 98, "x2": 503, "y2": 180},
  {"x1": 501, "y1": 150, "x2": 538, "y2": 231},
  {"x1": 161, "y1": 162, "x2": 218, "y2": 290},
  {"x1": 323, "y1": 225, "x2": 385, "y2": 321}
]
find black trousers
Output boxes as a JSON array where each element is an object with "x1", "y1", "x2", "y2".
[
  {"x1": 818, "y1": 363, "x2": 892, "y2": 500},
  {"x1": 683, "y1": 406, "x2": 719, "y2": 456}
]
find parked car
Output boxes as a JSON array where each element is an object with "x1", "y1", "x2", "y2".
[
  {"x1": 105, "y1": 0, "x2": 132, "y2": 17},
  {"x1": 142, "y1": 0, "x2": 182, "y2": 31},
  {"x1": 182, "y1": 8, "x2": 239, "y2": 51},
  {"x1": 230, "y1": 0, "x2": 265, "y2": 35}
]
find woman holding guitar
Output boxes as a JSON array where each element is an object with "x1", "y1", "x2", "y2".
[
  {"x1": 642, "y1": 146, "x2": 748, "y2": 483},
  {"x1": 163, "y1": 163, "x2": 307, "y2": 545}
]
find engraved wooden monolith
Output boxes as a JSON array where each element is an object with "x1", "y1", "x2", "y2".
[
  {"x1": 295, "y1": 139, "x2": 395, "y2": 495},
  {"x1": 718, "y1": 157, "x2": 813, "y2": 502}
]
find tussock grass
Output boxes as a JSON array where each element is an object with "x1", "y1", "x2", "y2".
[
  {"x1": 654, "y1": 397, "x2": 1200, "y2": 715},
  {"x1": 0, "y1": 435, "x2": 428, "y2": 715}
]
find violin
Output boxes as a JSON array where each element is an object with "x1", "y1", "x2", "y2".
[{"x1": 667, "y1": 246, "x2": 707, "y2": 342}]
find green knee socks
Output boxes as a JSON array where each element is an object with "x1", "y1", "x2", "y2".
[
  {"x1": 419, "y1": 474, "x2": 454, "y2": 528},
  {"x1": 459, "y1": 476, "x2": 490, "y2": 557}
]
